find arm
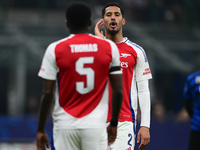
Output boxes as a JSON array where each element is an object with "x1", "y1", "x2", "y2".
[
  {"x1": 36, "y1": 79, "x2": 55, "y2": 150},
  {"x1": 107, "y1": 74, "x2": 123, "y2": 145},
  {"x1": 94, "y1": 19, "x2": 104, "y2": 38},
  {"x1": 137, "y1": 80, "x2": 151, "y2": 150}
]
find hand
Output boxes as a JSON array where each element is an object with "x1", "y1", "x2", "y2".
[
  {"x1": 107, "y1": 124, "x2": 117, "y2": 145},
  {"x1": 94, "y1": 19, "x2": 104, "y2": 38},
  {"x1": 137, "y1": 126, "x2": 150, "y2": 150},
  {"x1": 36, "y1": 131, "x2": 50, "y2": 150}
]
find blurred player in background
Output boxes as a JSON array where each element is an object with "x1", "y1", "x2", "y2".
[
  {"x1": 95, "y1": 2, "x2": 152, "y2": 150},
  {"x1": 36, "y1": 2, "x2": 123, "y2": 150},
  {"x1": 183, "y1": 70, "x2": 200, "y2": 150}
]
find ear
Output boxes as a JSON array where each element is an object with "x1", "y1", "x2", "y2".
[
  {"x1": 122, "y1": 18, "x2": 126, "y2": 26},
  {"x1": 66, "y1": 21, "x2": 70, "y2": 28},
  {"x1": 88, "y1": 19, "x2": 92, "y2": 27}
]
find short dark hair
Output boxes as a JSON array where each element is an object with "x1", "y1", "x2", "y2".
[
  {"x1": 102, "y1": 2, "x2": 124, "y2": 18},
  {"x1": 66, "y1": 2, "x2": 91, "y2": 28}
]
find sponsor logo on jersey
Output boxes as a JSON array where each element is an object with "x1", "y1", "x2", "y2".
[
  {"x1": 126, "y1": 147, "x2": 131, "y2": 150},
  {"x1": 143, "y1": 68, "x2": 151, "y2": 75},
  {"x1": 70, "y1": 44, "x2": 98, "y2": 53},
  {"x1": 120, "y1": 53, "x2": 131, "y2": 58},
  {"x1": 121, "y1": 62, "x2": 128, "y2": 68}
]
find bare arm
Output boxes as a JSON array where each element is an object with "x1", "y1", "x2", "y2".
[
  {"x1": 36, "y1": 79, "x2": 55, "y2": 150},
  {"x1": 107, "y1": 74, "x2": 123, "y2": 145}
]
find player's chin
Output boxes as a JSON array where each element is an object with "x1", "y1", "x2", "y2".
[{"x1": 108, "y1": 29, "x2": 118, "y2": 36}]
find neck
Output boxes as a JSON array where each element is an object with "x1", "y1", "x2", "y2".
[{"x1": 69, "y1": 27, "x2": 89, "y2": 34}]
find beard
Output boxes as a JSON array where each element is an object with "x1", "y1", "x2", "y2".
[{"x1": 106, "y1": 28, "x2": 119, "y2": 36}]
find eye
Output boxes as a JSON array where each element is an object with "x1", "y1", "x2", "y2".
[
  {"x1": 106, "y1": 13, "x2": 112, "y2": 16},
  {"x1": 115, "y1": 13, "x2": 120, "y2": 16}
]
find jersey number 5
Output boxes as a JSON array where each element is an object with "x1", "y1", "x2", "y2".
[{"x1": 75, "y1": 57, "x2": 94, "y2": 94}]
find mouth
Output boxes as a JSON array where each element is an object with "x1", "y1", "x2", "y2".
[{"x1": 109, "y1": 22, "x2": 117, "y2": 29}]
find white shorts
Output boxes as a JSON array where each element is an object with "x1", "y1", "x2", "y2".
[
  {"x1": 107, "y1": 121, "x2": 135, "y2": 150},
  {"x1": 53, "y1": 128, "x2": 107, "y2": 150}
]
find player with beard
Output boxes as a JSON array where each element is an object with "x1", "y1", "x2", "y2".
[
  {"x1": 95, "y1": 2, "x2": 152, "y2": 150},
  {"x1": 36, "y1": 2, "x2": 123, "y2": 150}
]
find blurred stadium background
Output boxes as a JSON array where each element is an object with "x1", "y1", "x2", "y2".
[{"x1": 0, "y1": 0, "x2": 199, "y2": 149}]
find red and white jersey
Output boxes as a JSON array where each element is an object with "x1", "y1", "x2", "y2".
[
  {"x1": 38, "y1": 34, "x2": 122, "y2": 130},
  {"x1": 107, "y1": 37, "x2": 152, "y2": 123}
]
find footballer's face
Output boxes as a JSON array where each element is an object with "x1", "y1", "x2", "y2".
[{"x1": 103, "y1": 6, "x2": 125, "y2": 36}]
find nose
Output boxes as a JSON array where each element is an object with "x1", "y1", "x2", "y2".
[{"x1": 111, "y1": 14, "x2": 115, "y2": 19}]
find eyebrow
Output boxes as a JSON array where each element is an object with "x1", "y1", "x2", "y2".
[{"x1": 106, "y1": 11, "x2": 121, "y2": 14}]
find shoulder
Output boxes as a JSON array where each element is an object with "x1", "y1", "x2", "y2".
[
  {"x1": 124, "y1": 38, "x2": 148, "y2": 62},
  {"x1": 46, "y1": 35, "x2": 75, "y2": 53},
  {"x1": 124, "y1": 38, "x2": 145, "y2": 52}
]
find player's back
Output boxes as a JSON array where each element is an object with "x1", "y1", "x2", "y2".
[{"x1": 52, "y1": 33, "x2": 120, "y2": 129}]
